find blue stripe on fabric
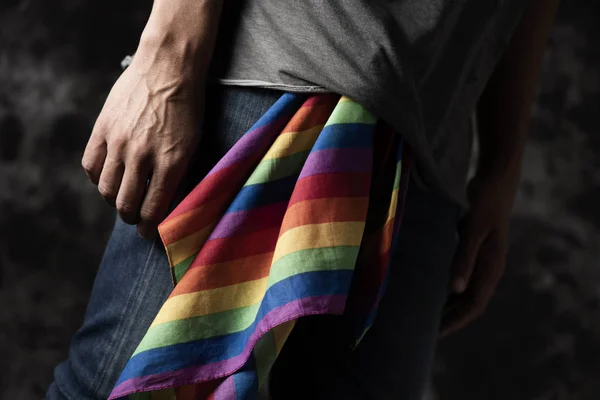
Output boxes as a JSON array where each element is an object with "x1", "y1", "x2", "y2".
[
  {"x1": 233, "y1": 369, "x2": 259, "y2": 398},
  {"x1": 116, "y1": 270, "x2": 353, "y2": 384},
  {"x1": 225, "y1": 176, "x2": 298, "y2": 213},
  {"x1": 310, "y1": 123, "x2": 374, "y2": 151},
  {"x1": 244, "y1": 93, "x2": 306, "y2": 133}
]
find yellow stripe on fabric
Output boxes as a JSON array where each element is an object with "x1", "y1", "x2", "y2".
[
  {"x1": 380, "y1": 161, "x2": 403, "y2": 253},
  {"x1": 272, "y1": 319, "x2": 295, "y2": 355},
  {"x1": 386, "y1": 188, "x2": 399, "y2": 223},
  {"x1": 326, "y1": 98, "x2": 377, "y2": 126},
  {"x1": 268, "y1": 246, "x2": 359, "y2": 288},
  {"x1": 150, "y1": 277, "x2": 268, "y2": 327},
  {"x1": 165, "y1": 223, "x2": 215, "y2": 267},
  {"x1": 133, "y1": 303, "x2": 261, "y2": 356},
  {"x1": 262, "y1": 125, "x2": 323, "y2": 161},
  {"x1": 272, "y1": 221, "x2": 364, "y2": 264},
  {"x1": 253, "y1": 320, "x2": 296, "y2": 388},
  {"x1": 244, "y1": 151, "x2": 309, "y2": 186}
]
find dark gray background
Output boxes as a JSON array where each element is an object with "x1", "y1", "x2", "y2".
[{"x1": 0, "y1": 1, "x2": 598, "y2": 399}]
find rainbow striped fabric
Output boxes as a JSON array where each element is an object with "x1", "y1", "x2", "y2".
[{"x1": 109, "y1": 92, "x2": 411, "y2": 400}]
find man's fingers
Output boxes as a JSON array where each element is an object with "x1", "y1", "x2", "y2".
[
  {"x1": 81, "y1": 136, "x2": 107, "y2": 185},
  {"x1": 440, "y1": 286, "x2": 489, "y2": 337},
  {"x1": 137, "y1": 161, "x2": 186, "y2": 239},
  {"x1": 451, "y1": 216, "x2": 487, "y2": 293},
  {"x1": 116, "y1": 160, "x2": 151, "y2": 225},
  {"x1": 441, "y1": 248, "x2": 505, "y2": 337},
  {"x1": 440, "y1": 298, "x2": 484, "y2": 337},
  {"x1": 97, "y1": 152, "x2": 124, "y2": 207}
]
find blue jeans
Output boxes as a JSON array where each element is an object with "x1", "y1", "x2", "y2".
[{"x1": 46, "y1": 85, "x2": 461, "y2": 400}]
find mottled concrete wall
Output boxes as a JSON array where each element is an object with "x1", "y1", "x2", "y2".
[{"x1": 0, "y1": 1, "x2": 597, "y2": 399}]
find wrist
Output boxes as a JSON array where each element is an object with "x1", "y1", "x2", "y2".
[
  {"x1": 135, "y1": 0, "x2": 222, "y2": 81},
  {"x1": 134, "y1": 34, "x2": 205, "y2": 83}
]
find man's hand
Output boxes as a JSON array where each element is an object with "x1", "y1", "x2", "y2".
[
  {"x1": 440, "y1": 173, "x2": 515, "y2": 337},
  {"x1": 82, "y1": 57, "x2": 203, "y2": 238},
  {"x1": 440, "y1": 0, "x2": 561, "y2": 336},
  {"x1": 81, "y1": 0, "x2": 222, "y2": 239}
]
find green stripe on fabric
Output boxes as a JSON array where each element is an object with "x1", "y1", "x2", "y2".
[
  {"x1": 173, "y1": 254, "x2": 195, "y2": 284},
  {"x1": 244, "y1": 151, "x2": 310, "y2": 186},
  {"x1": 133, "y1": 303, "x2": 261, "y2": 356},
  {"x1": 268, "y1": 246, "x2": 359, "y2": 288},
  {"x1": 326, "y1": 100, "x2": 377, "y2": 126},
  {"x1": 253, "y1": 329, "x2": 277, "y2": 387},
  {"x1": 128, "y1": 392, "x2": 152, "y2": 400},
  {"x1": 393, "y1": 160, "x2": 402, "y2": 190}
]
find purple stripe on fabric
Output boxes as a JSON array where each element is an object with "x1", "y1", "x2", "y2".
[
  {"x1": 207, "y1": 201, "x2": 288, "y2": 241},
  {"x1": 298, "y1": 148, "x2": 372, "y2": 179},
  {"x1": 109, "y1": 295, "x2": 346, "y2": 399},
  {"x1": 204, "y1": 115, "x2": 289, "y2": 179},
  {"x1": 213, "y1": 376, "x2": 237, "y2": 400}
]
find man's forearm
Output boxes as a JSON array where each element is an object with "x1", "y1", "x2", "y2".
[
  {"x1": 476, "y1": 0, "x2": 561, "y2": 186},
  {"x1": 134, "y1": 0, "x2": 223, "y2": 84}
]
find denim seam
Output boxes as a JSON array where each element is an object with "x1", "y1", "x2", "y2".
[
  {"x1": 90, "y1": 238, "x2": 158, "y2": 398},
  {"x1": 49, "y1": 377, "x2": 86, "y2": 400}
]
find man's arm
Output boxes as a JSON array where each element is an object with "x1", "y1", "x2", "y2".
[
  {"x1": 476, "y1": 0, "x2": 562, "y2": 194},
  {"x1": 82, "y1": 0, "x2": 223, "y2": 238},
  {"x1": 135, "y1": 0, "x2": 223, "y2": 84},
  {"x1": 441, "y1": 0, "x2": 562, "y2": 336}
]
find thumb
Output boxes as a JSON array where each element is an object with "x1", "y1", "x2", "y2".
[{"x1": 451, "y1": 216, "x2": 486, "y2": 293}]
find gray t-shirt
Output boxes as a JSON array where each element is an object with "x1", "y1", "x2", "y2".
[{"x1": 206, "y1": 0, "x2": 530, "y2": 209}]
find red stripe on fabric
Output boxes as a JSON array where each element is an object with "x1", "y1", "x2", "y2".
[
  {"x1": 288, "y1": 172, "x2": 371, "y2": 206},
  {"x1": 348, "y1": 217, "x2": 395, "y2": 317},
  {"x1": 352, "y1": 249, "x2": 390, "y2": 316},
  {"x1": 209, "y1": 201, "x2": 289, "y2": 240},
  {"x1": 190, "y1": 227, "x2": 280, "y2": 267},
  {"x1": 173, "y1": 383, "x2": 199, "y2": 399},
  {"x1": 173, "y1": 252, "x2": 274, "y2": 295},
  {"x1": 190, "y1": 379, "x2": 221, "y2": 400},
  {"x1": 301, "y1": 93, "x2": 340, "y2": 108},
  {"x1": 163, "y1": 158, "x2": 254, "y2": 223}
]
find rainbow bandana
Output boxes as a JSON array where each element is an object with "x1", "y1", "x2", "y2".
[{"x1": 109, "y1": 92, "x2": 412, "y2": 399}]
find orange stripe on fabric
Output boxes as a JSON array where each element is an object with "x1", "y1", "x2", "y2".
[
  {"x1": 278, "y1": 197, "x2": 369, "y2": 237},
  {"x1": 159, "y1": 193, "x2": 229, "y2": 246},
  {"x1": 171, "y1": 252, "x2": 274, "y2": 296},
  {"x1": 279, "y1": 100, "x2": 337, "y2": 134},
  {"x1": 379, "y1": 217, "x2": 395, "y2": 255}
]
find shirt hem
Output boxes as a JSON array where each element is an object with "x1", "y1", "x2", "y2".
[{"x1": 210, "y1": 77, "x2": 333, "y2": 93}]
